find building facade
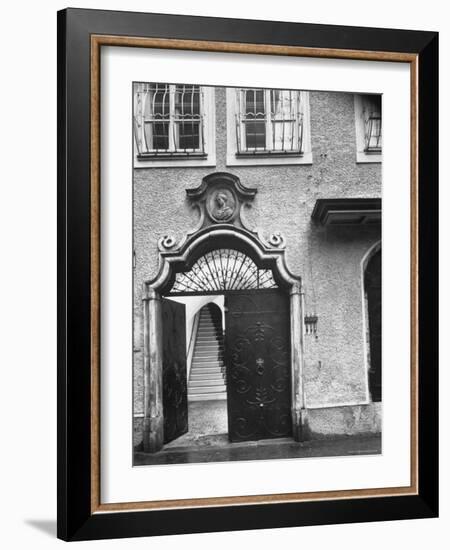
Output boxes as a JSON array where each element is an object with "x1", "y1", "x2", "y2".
[{"x1": 132, "y1": 84, "x2": 382, "y2": 452}]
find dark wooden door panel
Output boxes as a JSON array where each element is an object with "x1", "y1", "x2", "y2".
[
  {"x1": 365, "y1": 250, "x2": 382, "y2": 402},
  {"x1": 225, "y1": 290, "x2": 291, "y2": 442},
  {"x1": 162, "y1": 298, "x2": 188, "y2": 444}
]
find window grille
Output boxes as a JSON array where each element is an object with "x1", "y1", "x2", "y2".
[
  {"x1": 134, "y1": 83, "x2": 206, "y2": 157},
  {"x1": 235, "y1": 88, "x2": 304, "y2": 156},
  {"x1": 362, "y1": 95, "x2": 382, "y2": 152},
  {"x1": 171, "y1": 249, "x2": 278, "y2": 293}
]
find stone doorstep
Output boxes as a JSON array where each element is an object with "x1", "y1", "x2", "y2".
[
  {"x1": 195, "y1": 344, "x2": 223, "y2": 350},
  {"x1": 189, "y1": 379, "x2": 225, "y2": 387},
  {"x1": 188, "y1": 386, "x2": 226, "y2": 394},
  {"x1": 189, "y1": 374, "x2": 223, "y2": 382},
  {"x1": 192, "y1": 360, "x2": 223, "y2": 365},
  {"x1": 189, "y1": 368, "x2": 225, "y2": 375},
  {"x1": 187, "y1": 393, "x2": 227, "y2": 401},
  {"x1": 195, "y1": 344, "x2": 222, "y2": 348},
  {"x1": 190, "y1": 367, "x2": 223, "y2": 372},
  {"x1": 188, "y1": 384, "x2": 226, "y2": 391},
  {"x1": 190, "y1": 366, "x2": 224, "y2": 373},
  {"x1": 189, "y1": 377, "x2": 224, "y2": 382},
  {"x1": 190, "y1": 367, "x2": 224, "y2": 374},
  {"x1": 166, "y1": 435, "x2": 294, "y2": 451},
  {"x1": 195, "y1": 342, "x2": 222, "y2": 347},
  {"x1": 189, "y1": 375, "x2": 225, "y2": 382},
  {"x1": 162, "y1": 433, "x2": 382, "y2": 453}
]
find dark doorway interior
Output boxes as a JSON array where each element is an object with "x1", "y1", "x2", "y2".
[{"x1": 365, "y1": 249, "x2": 382, "y2": 402}]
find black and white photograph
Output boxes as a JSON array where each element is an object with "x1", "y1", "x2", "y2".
[
  {"x1": 132, "y1": 82, "x2": 383, "y2": 466},
  {"x1": 0, "y1": 0, "x2": 442, "y2": 546}
]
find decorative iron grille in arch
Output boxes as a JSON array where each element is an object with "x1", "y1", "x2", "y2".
[{"x1": 171, "y1": 249, "x2": 278, "y2": 293}]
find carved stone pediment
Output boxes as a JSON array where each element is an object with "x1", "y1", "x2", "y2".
[
  {"x1": 157, "y1": 172, "x2": 288, "y2": 255},
  {"x1": 186, "y1": 172, "x2": 257, "y2": 231}
]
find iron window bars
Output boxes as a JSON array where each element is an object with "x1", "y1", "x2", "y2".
[
  {"x1": 362, "y1": 94, "x2": 382, "y2": 153},
  {"x1": 134, "y1": 83, "x2": 206, "y2": 158},
  {"x1": 235, "y1": 88, "x2": 304, "y2": 156}
]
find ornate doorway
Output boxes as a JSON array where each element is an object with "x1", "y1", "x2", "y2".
[
  {"x1": 165, "y1": 250, "x2": 291, "y2": 445},
  {"x1": 142, "y1": 172, "x2": 305, "y2": 452}
]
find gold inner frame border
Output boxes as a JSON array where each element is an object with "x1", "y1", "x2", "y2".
[{"x1": 90, "y1": 34, "x2": 419, "y2": 514}]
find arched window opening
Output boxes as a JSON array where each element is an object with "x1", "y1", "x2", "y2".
[{"x1": 171, "y1": 248, "x2": 278, "y2": 294}]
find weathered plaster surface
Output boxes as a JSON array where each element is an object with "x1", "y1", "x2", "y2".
[{"x1": 306, "y1": 403, "x2": 382, "y2": 438}]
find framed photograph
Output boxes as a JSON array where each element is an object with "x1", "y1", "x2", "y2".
[{"x1": 57, "y1": 8, "x2": 438, "y2": 541}]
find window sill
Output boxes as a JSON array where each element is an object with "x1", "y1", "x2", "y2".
[
  {"x1": 236, "y1": 151, "x2": 303, "y2": 158},
  {"x1": 137, "y1": 152, "x2": 207, "y2": 160},
  {"x1": 134, "y1": 153, "x2": 216, "y2": 169},
  {"x1": 356, "y1": 151, "x2": 382, "y2": 164},
  {"x1": 227, "y1": 151, "x2": 313, "y2": 166}
]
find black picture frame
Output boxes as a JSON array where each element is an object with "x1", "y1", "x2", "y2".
[{"x1": 57, "y1": 7, "x2": 438, "y2": 541}]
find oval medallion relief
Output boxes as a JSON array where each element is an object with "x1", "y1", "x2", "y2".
[{"x1": 206, "y1": 188, "x2": 237, "y2": 223}]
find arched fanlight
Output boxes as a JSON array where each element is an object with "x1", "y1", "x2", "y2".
[{"x1": 171, "y1": 248, "x2": 278, "y2": 293}]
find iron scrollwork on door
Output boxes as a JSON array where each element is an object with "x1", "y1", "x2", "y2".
[{"x1": 226, "y1": 290, "x2": 292, "y2": 442}]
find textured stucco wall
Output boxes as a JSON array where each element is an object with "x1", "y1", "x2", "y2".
[
  {"x1": 306, "y1": 403, "x2": 382, "y2": 438},
  {"x1": 132, "y1": 87, "x2": 381, "y2": 436}
]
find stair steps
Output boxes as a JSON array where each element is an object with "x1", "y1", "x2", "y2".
[{"x1": 188, "y1": 304, "x2": 227, "y2": 402}]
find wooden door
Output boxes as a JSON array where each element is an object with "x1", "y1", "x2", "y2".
[
  {"x1": 162, "y1": 298, "x2": 188, "y2": 444},
  {"x1": 225, "y1": 289, "x2": 292, "y2": 442},
  {"x1": 365, "y1": 250, "x2": 382, "y2": 401}
]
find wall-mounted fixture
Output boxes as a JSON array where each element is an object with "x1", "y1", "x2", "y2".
[{"x1": 304, "y1": 314, "x2": 318, "y2": 336}]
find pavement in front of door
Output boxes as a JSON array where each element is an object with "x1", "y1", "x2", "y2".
[
  {"x1": 164, "y1": 399, "x2": 228, "y2": 448},
  {"x1": 134, "y1": 399, "x2": 382, "y2": 466}
]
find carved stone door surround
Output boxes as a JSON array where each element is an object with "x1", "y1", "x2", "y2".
[{"x1": 141, "y1": 173, "x2": 306, "y2": 452}]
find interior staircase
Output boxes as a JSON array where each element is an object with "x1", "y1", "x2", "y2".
[{"x1": 188, "y1": 304, "x2": 227, "y2": 401}]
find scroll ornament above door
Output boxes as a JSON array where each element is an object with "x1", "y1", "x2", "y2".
[{"x1": 158, "y1": 172, "x2": 287, "y2": 253}]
